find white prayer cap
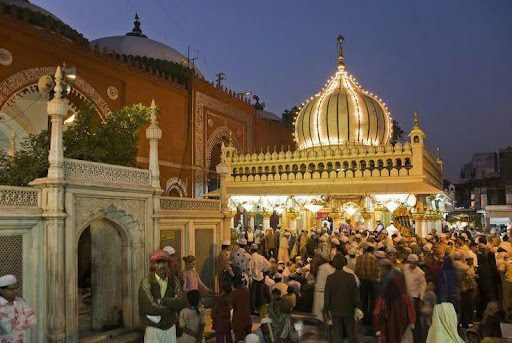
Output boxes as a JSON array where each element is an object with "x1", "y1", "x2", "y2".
[
  {"x1": 278, "y1": 260, "x2": 285, "y2": 265},
  {"x1": 245, "y1": 333, "x2": 260, "y2": 343},
  {"x1": 348, "y1": 248, "x2": 356, "y2": 256},
  {"x1": 238, "y1": 238, "x2": 248, "y2": 245},
  {"x1": 222, "y1": 240, "x2": 231, "y2": 246},
  {"x1": 340, "y1": 236, "x2": 349, "y2": 243},
  {"x1": 261, "y1": 317, "x2": 273, "y2": 324},
  {"x1": 407, "y1": 254, "x2": 419, "y2": 262},
  {"x1": 0, "y1": 274, "x2": 17, "y2": 287},
  {"x1": 331, "y1": 238, "x2": 340, "y2": 246},
  {"x1": 355, "y1": 234, "x2": 362, "y2": 239},
  {"x1": 386, "y1": 247, "x2": 397, "y2": 254},
  {"x1": 163, "y1": 246, "x2": 175, "y2": 255}
]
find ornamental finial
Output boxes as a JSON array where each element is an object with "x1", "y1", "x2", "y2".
[
  {"x1": 126, "y1": 13, "x2": 147, "y2": 38},
  {"x1": 337, "y1": 34, "x2": 345, "y2": 69},
  {"x1": 413, "y1": 109, "x2": 420, "y2": 128},
  {"x1": 150, "y1": 99, "x2": 158, "y2": 125}
]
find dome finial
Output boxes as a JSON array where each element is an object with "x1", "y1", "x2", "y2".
[
  {"x1": 337, "y1": 34, "x2": 345, "y2": 69},
  {"x1": 413, "y1": 109, "x2": 420, "y2": 128},
  {"x1": 126, "y1": 13, "x2": 147, "y2": 38}
]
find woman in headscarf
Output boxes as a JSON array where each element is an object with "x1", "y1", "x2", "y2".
[
  {"x1": 476, "y1": 253, "x2": 497, "y2": 321},
  {"x1": 437, "y1": 256, "x2": 459, "y2": 309},
  {"x1": 425, "y1": 302, "x2": 464, "y2": 343},
  {"x1": 374, "y1": 259, "x2": 416, "y2": 343}
]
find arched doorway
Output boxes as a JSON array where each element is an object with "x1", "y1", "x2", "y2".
[
  {"x1": 77, "y1": 218, "x2": 125, "y2": 338},
  {"x1": 207, "y1": 141, "x2": 226, "y2": 192}
]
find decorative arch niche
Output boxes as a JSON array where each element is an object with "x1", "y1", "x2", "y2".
[{"x1": 165, "y1": 177, "x2": 187, "y2": 197}]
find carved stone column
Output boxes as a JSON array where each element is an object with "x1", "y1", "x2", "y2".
[
  {"x1": 288, "y1": 212, "x2": 298, "y2": 233},
  {"x1": 248, "y1": 212, "x2": 255, "y2": 230},
  {"x1": 216, "y1": 152, "x2": 232, "y2": 242},
  {"x1": 47, "y1": 67, "x2": 68, "y2": 180},
  {"x1": 146, "y1": 100, "x2": 162, "y2": 190},
  {"x1": 262, "y1": 210, "x2": 271, "y2": 229},
  {"x1": 31, "y1": 66, "x2": 69, "y2": 342},
  {"x1": 146, "y1": 100, "x2": 163, "y2": 252}
]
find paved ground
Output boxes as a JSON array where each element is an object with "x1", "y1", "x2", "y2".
[{"x1": 204, "y1": 313, "x2": 379, "y2": 343}]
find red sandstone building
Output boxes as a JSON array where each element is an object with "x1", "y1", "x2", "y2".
[{"x1": 0, "y1": 1, "x2": 293, "y2": 197}]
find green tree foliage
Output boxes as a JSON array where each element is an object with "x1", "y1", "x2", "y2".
[
  {"x1": 0, "y1": 100, "x2": 151, "y2": 186},
  {"x1": 63, "y1": 100, "x2": 151, "y2": 166},
  {"x1": 281, "y1": 106, "x2": 299, "y2": 130},
  {"x1": 0, "y1": 131, "x2": 49, "y2": 186},
  {"x1": 391, "y1": 119, "x2": 405, "y2": 144}
]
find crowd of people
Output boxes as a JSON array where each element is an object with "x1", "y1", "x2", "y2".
[
  {"x1": 3, "y1": 219, "x2": 512, "y2": 342},
  {"x1": 135, "y1": 219, "x2": 512, "y2": 343}
]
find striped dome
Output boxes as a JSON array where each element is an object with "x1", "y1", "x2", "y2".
[{"x1": 294, "y1": 61, "x2": 392, "y2": 150}]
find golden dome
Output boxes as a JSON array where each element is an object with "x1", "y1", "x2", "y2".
[{"x1": 294, "y1": 36, "x2": 392, "y2": 150}]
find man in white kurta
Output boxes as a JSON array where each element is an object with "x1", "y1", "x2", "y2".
[
  {"x1": 313, "y1": 260, "x2": 335, "y2": 321},
  {"x1": 0, "y1": 275, "x2": 36, "y2": 342}
]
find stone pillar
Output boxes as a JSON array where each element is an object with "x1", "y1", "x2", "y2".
[
  {"x1": 249, "y1": 212, "x2": 255, "y2": 229},
  {"x1": 289, "y1": 215, "x2": 298, "y2": 233},
  {"x1": 146, "y1": 99, "x2": 162, "y2": 189},
  {"x1": 31, "y1": 66, "x2": 69, "y2": 342},
  {"x1": 216, "y1": 145, "x2": 233, "y2": 242},
  {"x1": 361, "y1": 211, "x2": 373, "y2": 231},
  {"x1": 47, "y1": 67, "x2": 68, "y2": 180},
  {"x1": 146, "y1": 99, "x2": 163, "y2": 252},
  {"x1": 263, "y1": 211, "x2": 271, "y2": 229}
]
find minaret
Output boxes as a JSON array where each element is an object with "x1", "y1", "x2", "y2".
[
  {"x1": 436, "y1": 146, "x2": 444, "y2": 172},
  {"x1": 409, "y1": 109, "x2": 426, "y2": 176}
]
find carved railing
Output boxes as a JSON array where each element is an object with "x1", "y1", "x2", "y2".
[
  {"x1": 226, "y1": 143, "x2": 420, "y2": 181},
  {"x1": 160, "y1": 197, "x2": 221, "y2": 212},
  {"x1": 63, "y1": 158, "x2": 151, "y2": 186},
  {"x1": 0, "y1": 186, "x2": 40, "y2": 208}
]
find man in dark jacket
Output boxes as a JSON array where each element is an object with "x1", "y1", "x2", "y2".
[
  {"x1": 139, "y1": 249, "x2": 188, "y2": 342},
  {"x1": 324, "y1": 254, "x2": 362, "y2": 343}
]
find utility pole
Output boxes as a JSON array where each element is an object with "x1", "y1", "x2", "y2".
[{"x1": 216, "y1": 72, "x2": 225, "y2": 87}]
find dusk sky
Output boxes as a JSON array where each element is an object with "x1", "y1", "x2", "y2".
[{"x1": 32, "y1": 0, "x2": 512, "y2": 182}]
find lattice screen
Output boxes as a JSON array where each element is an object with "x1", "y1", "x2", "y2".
[{"x1": 0, "y1": 235, "x2": 23, "y2": 295}]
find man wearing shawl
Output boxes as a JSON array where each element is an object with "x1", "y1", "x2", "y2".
[
  {"x1": 138, "y1": 249, "x2": 188, "y2": 342},
  {"x1": 0, "y1": 274, "x2": 36, "y2": 342},
  {"x1": 425, "y1": 302, "x2": 464, "y2": 343},
  {"x1": 374, "y1": 259, "x2": 415, "y2": 343}
]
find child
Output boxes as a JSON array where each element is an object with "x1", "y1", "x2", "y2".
[
  {"x1": 421, "y1": 280, "x2": 438, "y2": 340},
  {"x1": 231, "y1": 275, "x2": 252, "y2": 342},
  {"x1": 212, "y1": 283, "x2": 233, "y2": 343},
  {"x1": 179, "y1": 290, "x2": 206, "y2": 343}
]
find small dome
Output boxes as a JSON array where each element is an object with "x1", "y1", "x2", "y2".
[
  {"x1": 92, "y1": 35, "x2": 189, "y2": 65},
  {"x1": 295, "y1": 36, "x2": 392, "y2": 150},
  {"x1": 90, "y1": 14, "x2": 201, "y2": 75}
]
